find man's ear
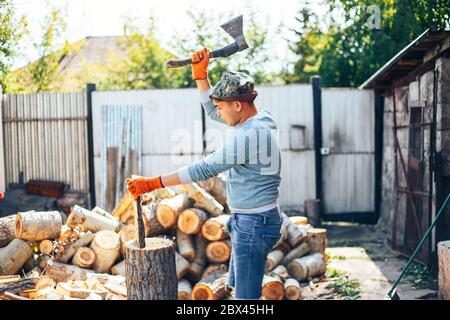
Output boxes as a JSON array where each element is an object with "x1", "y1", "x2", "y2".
[{"x1": 235, "y1": 101, "x2": 243, "y2": 112}]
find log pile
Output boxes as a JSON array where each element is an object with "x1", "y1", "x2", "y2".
[{"x1": 0, "y1": 176, "x2": 329, "y2": 300}]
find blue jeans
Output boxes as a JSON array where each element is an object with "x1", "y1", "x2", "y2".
[{"x1": 226, "y1": 206, "x2": 282, "y2": 299}]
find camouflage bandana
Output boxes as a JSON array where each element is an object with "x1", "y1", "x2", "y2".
[{"x1": 210, "y1": 71, "x2": 258, "y2": 102}]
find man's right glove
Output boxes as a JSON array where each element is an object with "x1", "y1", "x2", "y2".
[{"x1": 191, "y1": 47, "x2": 209, "y2": 80}]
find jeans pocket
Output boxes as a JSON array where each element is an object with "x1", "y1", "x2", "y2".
[{"x1": 226, "y1": 216, "x2": 233, "y2": 234}]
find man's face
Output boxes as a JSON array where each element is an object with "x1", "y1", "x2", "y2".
[{"x1": 213, "y1": 99, "x2": 241, "y2": 126}]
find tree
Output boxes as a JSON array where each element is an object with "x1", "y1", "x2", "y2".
[
  {"x1": 287, "y1": 0, "x2": 450, "y2": 87},
  {"x1": 0, "y1": 0, "x2": 27, "y2": 93}
]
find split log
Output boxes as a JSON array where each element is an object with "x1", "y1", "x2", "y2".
[
  {"x1": 191, "y1": 268, "x2": 227, "y2": 300},
  {"x1": 269, "y1": 265, "x2": 289, "y2": 282},
  {"x1": 201, "y1": 214, "x2": 230, "y2": 241},
  {"x1": 287, "y1": 253, "x2": 326, "y2": 281},
  {"x1": 178, "y1": 279, "x2": 192, "y2": 300},
  {"x1": 307, "y1": 228, "x2": 327, "y2": 254},
  {"x1": 175, "y1": 251, "x2": 191, "y2": 280},
  {"x1": 55, "y1": 282, "x2": 91, "y2": 299},
  {"x1": 92, "y1": 206, "x2": 118, "y2": 222},
  {"x1": 112, "y1": 194, "x2": 133, "y2": 221},
  {"x1": 142, "y1": 203, "x2": 165, "y2": 237},
  {"x1": 91, "y1": 230, "x2": 121, "y2": 273},
  {"x1": 181, "y1": 183, "x2": 224, "y2": 216},
  {"x1": 0, "y1": 238, "x2": 34, "y2": 275},
  {"x1": 125, "y1": 238, "x2": 177, "y2": 300},
  {"x1": 186, "y1": 234, "x2": 208, "y2": 282},
  {"x1": 59, "y1": 225, "x2": 80, "y2": 243},
  {"x1": 35, "y1": 276, "x2": 56, "y2": 290},
  {"x1": 197, "y1": 175, "x2": 227, "y2": 206},
  {"x1": 72, "y1": 247, "x2": 96, "y2": 269},
  {"x1": 281, "y1": 242, "x2": 310, "y2": 266},
  {"x1": 43, "y1": 260, "x2": 91, "y2": 283},
  {"x1": 39, "y1": 240, "x2": 54, "y2": 255},
  {"x1": 0, "y1": 277, "x2": 38, "y2": 295},
  {"x1": 206, "y1": 239, "x2": 231, "y2": 263},
  {"x1": 265, "y1": 249, "x2": 285, "y2": 272},
  {"x1": 281, "y1": 212, "x2": 308, "y2": 247},
  {"x1": 15, "y1": 211, "x2": 62, "y2": 241},
  {"x1": 0, "y1": 275, "x2": 21, "y2": 283},
  {"x1": 111, "y1": 260, "x2": 125, "y2": 276},
  {"x1": 68, "y1": 205, "x2": 120, "y2": 232},
  {"x1": 176, "y1": 229, "x2": 195, "y2": 262},
  {"x1": 0, "y1": 215, "x2": 16, "y2": 248},
  {"x1": 262, "y1": 275, "x2": 284, "y2": 300},
  {"x1": 178, "y1": 208, "x2": 209, "y2": 235},
  {"x1": 156, "y1": 193, "x2": 192, "y2": 229},
  {"x1": 284, "y1": 278, "x2": 301, "y2": 300},
  {"x1": 438, "y1": 240, "x2": 450, "y2": 300},
  {"x1": 201, "y1": 264, "x2": 228, "y2": 278},
  {"x1": 1, "y1": 291, "x2": 32, "y2": 300},
  {"x1": 289, "y1": 216, "x2": 308, "y2": 225},
  {"x1": 57, "y1": 231, "x2": 94, "y2": 263}
]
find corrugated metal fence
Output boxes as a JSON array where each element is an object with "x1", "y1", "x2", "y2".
[{"x1": 1, "y1": 92, "x2": 90, "y2": 193}]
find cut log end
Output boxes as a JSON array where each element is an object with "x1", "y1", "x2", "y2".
[
  {"x1": 125, "y1": 237, "x2": 174, "y2": 251},
  {"x1": 191, "y1": 285, "x2": 214, "y2": 300}
]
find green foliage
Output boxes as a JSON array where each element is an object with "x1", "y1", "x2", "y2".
[
  {"x1": 287, "y1": 0, "x2": 450, "y2": 87},
  {"x1": 326, "y1": 268, "x2": 361, "y2": 299},
  {"x1": 404, "y1": 262, "x2": 438, "y2": 290},
  {"x1": 0, "y1": 0, "x2": 28, "y2": 93}
]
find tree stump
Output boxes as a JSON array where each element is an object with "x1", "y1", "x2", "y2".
[
  {"x1": 438, "y1": 240, "x2": 450, "y2": 300},
  {"x1": 125, "y1": 238, "x2": 177, "y2": 300},
  {"x1": 307, "y1": 228, "x2": 327, "y2": 254}
]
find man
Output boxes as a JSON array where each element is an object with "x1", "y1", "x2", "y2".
[{"x1": 127, "y1": 47, "x2": 282, "y2": 299}]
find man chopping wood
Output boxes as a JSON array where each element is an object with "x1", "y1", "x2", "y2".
[{"x1": 127, "y1": 47, "x2": 282, "y2": 300}]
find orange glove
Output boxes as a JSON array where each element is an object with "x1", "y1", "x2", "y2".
[
  {"x1": 126, "y1": 176, "x2": 163, "y2": 201},
  {"x1": 191, "y1": 47, "x2": 209, "y2": 80}
]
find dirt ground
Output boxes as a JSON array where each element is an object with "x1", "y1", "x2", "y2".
[{"x1": 301, "y1": 223, "x2": 439, "y2": 300}]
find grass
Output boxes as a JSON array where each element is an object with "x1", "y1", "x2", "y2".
[
  {"x1": 403, "y1": 263, "x2": 438, "y2": 291},
  {"x1": 325, "y1": 268, "x2": 361, "y2": 300}
]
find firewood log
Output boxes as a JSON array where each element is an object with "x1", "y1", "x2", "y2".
[
  {"x1": 0, "y1": 215, "x2": 16, "y2": 248},
  {"x1": 265, "y1": 249, "x2": 285, "y2": 272},
  {"x1": 91, "y1": 230, "x2": 120, "y2": 273},
  {"x1": 59, "y1": 225, "x2": 80, "y2": 243},
  {"x1": 201, "y1": 215, "x2": 230, "y2": 241},
  {"x1": 57, "y1": 231, "x2": 94, "y2": 263},
  {"x1": 262, "y1": 275, "x2": 284, "y2": 300},
  {"x1": 273, "y1": 240, "x2": 292, "y2": 253},
  {"x1": 281, "y1": 212, "x2": 308, "y2": 247},
  {"x1": 269, "y1": 265, "x2": 289, "y2": 282},
  {"x1": 175, "y1": 251, "x2": 191, "y2": 280},
  {"x1": 68, "y1": 205, "x2": 120, "y2": 232},
  {"x1": 281, "y1": 242, "x2": 310, "y2": 266},
  {"x1": 142, "y1": 203, "x2": 165, "y2": 237},
  {"x1": 176, "y1": 229, "x2": 195, "y2": 262},
  {"x1": 201, "y1": 264, "x2": 228, "y2": 278},
  {"x1": 125, "y1": 238, "x2": 177, "y2": 300},
  {"x1": 307, "y1": 228, "x2": 327, "y2": 254},
  {"x1": 181, "y1": 183, "x2": 224, "y2": 216},
  {"x1": 39, "y1": 240, "x2": 54, "y2": 255},
  {"x1": 197, "y1": 175, "x2": 227, "y2": 206},
  {"x1": 191, "y1": 268, "x2": 227, "y2": 300},
  {"x1": 206, "y1": 239, "x2": 231, "y2": 263},
  {"x1": 15, "y1": 211, "x2": 62, "y2": 241},
  {"x1": 0, "y1": 277, "x2": 38, "y2": 295},
  {"x1": 186, "y1": 234, "x2": 208, "y2": 282},
  {"x1": 284, "y1": 278, "x2": 302, "y2": 300},
  {"x1": 111, "y1": 260, "x2": 125, "y2": 276},
  {"x1": 289, "y1": 216, "x2": 308, "y2": 225},
  {"x1": 91, "y1": 206, "x2": 118, "y2": 222},
  {"x1": 178, "y1": 279, "x2": 192, "y2": 300},
  {"x1": 0, "y1": 238, "x2": 34, "y2": 275},
  {"x1": 72, "y1": 247, "x2": 96, "y2": 269},
  {"x1": 287, "y1": 253, "x2": 326, "y2": 281},
  {"x1": 178, "y1": 208, "x2": 208, "y2": 235},
  {"x1": 43, "y1": 260, "x2": 91, "y2": 283},
  {"x1": 438, "y1": 240, "x2": 450, "y2": 300},
  {"x1": 156, "y1": 193, "x2": 192, "y2": 229}
]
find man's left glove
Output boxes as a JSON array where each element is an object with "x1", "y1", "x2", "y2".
[{"x1": 126, "y1": 176, "x2": 163, "y2": 201}]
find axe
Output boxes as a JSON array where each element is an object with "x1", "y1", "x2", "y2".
[{"x1": 166, "y1": 15, "x2": 249, "y2": 68}]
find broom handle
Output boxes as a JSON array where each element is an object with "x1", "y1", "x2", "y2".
[{"x1": 387, "y1": 192, "x2": 450, "y2": 297}]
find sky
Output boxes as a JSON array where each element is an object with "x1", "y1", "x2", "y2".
[{"x1": 10, "y1": 0, "x2": 329, "y2": 71}]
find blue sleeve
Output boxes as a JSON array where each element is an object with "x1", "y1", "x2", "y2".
[{"x1": 200, "y1": 89, "x2": 225, "y2": 124}]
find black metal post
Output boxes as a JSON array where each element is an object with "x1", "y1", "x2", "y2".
[
  {"x1": 374, "y1": 91, "x2": 384, "y2": 224},
  {"x1": 311, "y1": 76, "x2": 323, "y2": 203},
  {"x1": 86, "y1": 83, "x2": 96, "y2": 208}
]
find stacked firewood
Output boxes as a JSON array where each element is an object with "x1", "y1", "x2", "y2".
[{"x1": 0, "y1": 176, "x2": 328, "y2": 300}]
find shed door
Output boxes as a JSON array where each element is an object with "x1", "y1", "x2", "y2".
[{"x1": 321, "y1": 89, "x2": 375, "y2": 220}]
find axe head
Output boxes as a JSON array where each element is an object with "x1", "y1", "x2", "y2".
[{"x1": 221, "y1": 15, "x2": 249, "y2": 51}]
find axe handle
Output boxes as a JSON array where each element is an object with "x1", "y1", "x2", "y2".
[{"x1": 166, "y1": 43, "x2": 239, "y2": 68}]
